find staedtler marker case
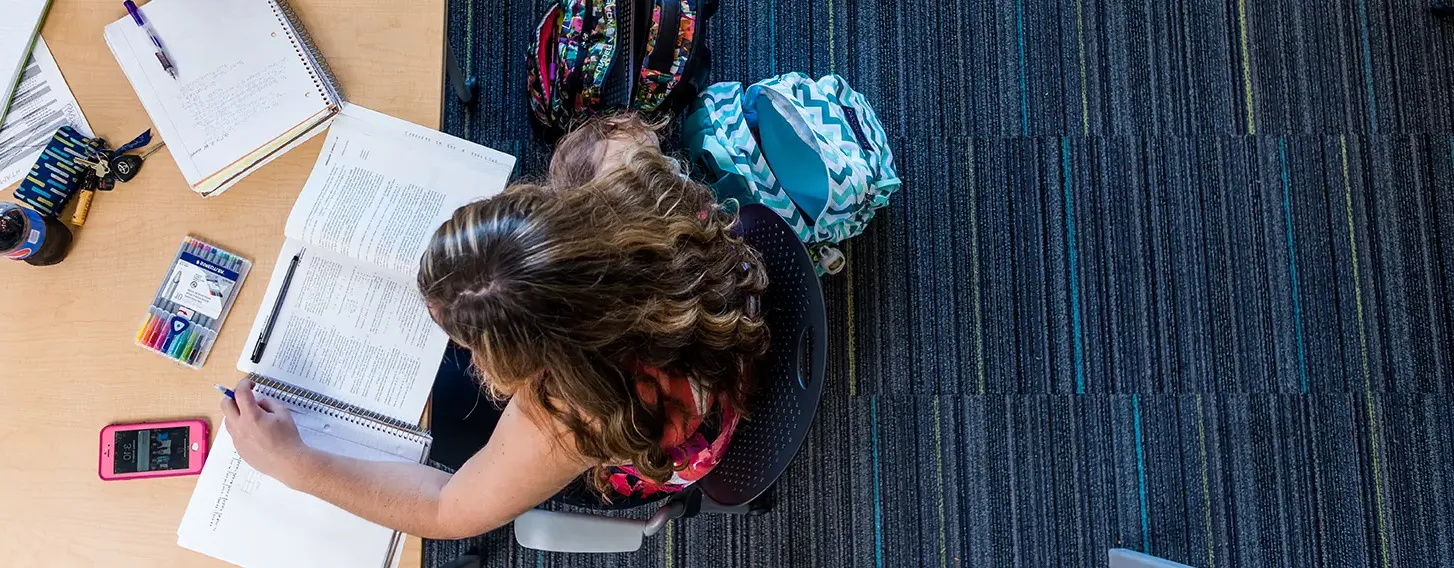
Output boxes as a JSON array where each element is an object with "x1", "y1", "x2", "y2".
[{"x1": 136, "y1": 236, "x2": 251, "y2": 369}]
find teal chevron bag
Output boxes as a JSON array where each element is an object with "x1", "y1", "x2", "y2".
[{"x1": 683, "y1": 73, "x2": 899, "y2": 275}]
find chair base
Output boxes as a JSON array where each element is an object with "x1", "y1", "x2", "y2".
[
  {"x1": 440, "y1": 548, "x2": 482, "y2": 568},
  {"x1": 446, "y1": 44, "x2": 478, "y2": 105}
]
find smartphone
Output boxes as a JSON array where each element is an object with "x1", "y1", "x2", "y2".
[{"x1": 99, "y1": 420, "x2": 208, "y2": 481}]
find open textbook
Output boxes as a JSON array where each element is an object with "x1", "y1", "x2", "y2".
[
  {"x1": 175, "y1": 103, "x2": 514, "y2": 568},
  {"x1": 237, "y1": 102, "x2": 515, "y2": 413}
]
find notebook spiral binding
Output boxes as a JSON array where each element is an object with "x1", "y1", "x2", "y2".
[
  {"x1": 267, "y1": 0, "x2": 344, "y2": 105},
  {"x1": 247, "y1": 374, "x2": 429, "y2": 445}
]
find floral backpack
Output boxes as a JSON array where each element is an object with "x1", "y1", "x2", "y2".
[
  {"x1": 682, "y1": 73, "x2": 901, "y2": 275},
  {"x1": 528, "y1": 0, "x2": 717, "y2": 136}
]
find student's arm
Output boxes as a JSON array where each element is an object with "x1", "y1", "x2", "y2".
[{"x1": 221, "y1": 378, "x2": 587, "y2": 540}]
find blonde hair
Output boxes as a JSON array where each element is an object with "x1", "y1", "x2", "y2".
[{"x1": 417, "y1": 117, "x2": 767, "y2": 495}]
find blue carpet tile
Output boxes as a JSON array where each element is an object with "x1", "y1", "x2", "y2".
[{"x1": 429, "y1": 0, "x2": 1454, "y2": 565}]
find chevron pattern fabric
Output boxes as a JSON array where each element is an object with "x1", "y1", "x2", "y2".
[
  {"x1": 747, "y1": 72, "x2": 898, "y2": 243},
  {"x1": 433, "y1": 0, "x2": 1454, "y2": 566},
  {"x1": 686, "y1": 82, "x2": 814, "y2": 242}
]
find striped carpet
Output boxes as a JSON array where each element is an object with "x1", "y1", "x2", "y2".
[{"x1": 428, "y1": 0, "x2": 1454, "y2": 566}]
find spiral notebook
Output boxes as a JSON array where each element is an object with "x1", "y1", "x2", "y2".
[
  {"x1": 103, "y1": 0, "x2": 343, "y2": 197},
  {"x1": 177, "y1": 374, "x2": 431, "y2": 568}
]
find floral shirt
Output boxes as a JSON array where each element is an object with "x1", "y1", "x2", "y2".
[{"x1": 605, "y1": 365, "x2": 740, "y2": 498}]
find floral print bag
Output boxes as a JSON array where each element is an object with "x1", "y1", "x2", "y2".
[{"x1": 528, "y1": 0, "x2": 717, "y2": 137}]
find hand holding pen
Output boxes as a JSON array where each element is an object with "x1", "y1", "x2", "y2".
[{"x1": 123, "y1": 0, "x2": 178, "y2": 79}]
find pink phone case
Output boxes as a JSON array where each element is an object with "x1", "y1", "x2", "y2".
[{"x1": 99, "y1": 420, "x2": 209, "y2": 481}]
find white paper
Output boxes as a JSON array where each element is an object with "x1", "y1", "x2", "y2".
[
  {"x1": 237, "y1": 103, "x2": 515, "y2": 421},
  {"x1": 177, "y1": 406, "x2": 425, "y2": 568},
  {"x1": 0, "y1": 39, "x2": 93, "y2": 189},
  {"x1": 102, "y1": 0, "x2": 334, "y2": 195},
  {"x1": 0, "y1": 0, "x2": 49, "y2": 126},
  {"x1": 285, "y1": 103, "x2": 516, "y2": 275},
  {"x1": 238, "y1": 239, "x2": 445, "y2": 419}
]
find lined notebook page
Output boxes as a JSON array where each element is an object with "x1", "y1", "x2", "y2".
[
  {"x1": 103, "y1": 0, "x2": 333, "y2": 192},
  {"x1": 176, "y1": 402, "x2": 426, "y2": 567}
]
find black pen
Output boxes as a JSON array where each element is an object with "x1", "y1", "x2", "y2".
[{"x1": 250, "y1": 250, "x2": 303, "y2": 364}]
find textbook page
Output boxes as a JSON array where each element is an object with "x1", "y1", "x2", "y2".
[
  {"x1": 238, "y1": 104, "x2": 513, "y2": 421},
  {"x1": 283, "y1": 103, "x2": 516, "y2": 275},
  {"x1": 177, "y1": 412, "x2": 425, "y2": 568},
  {"x1": 237, "y1": 238, "x2": 443, "y2": 421}
]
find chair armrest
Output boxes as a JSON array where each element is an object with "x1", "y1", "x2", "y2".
[
  {"x1": 513, "y1": 510, "x2": 647, "y2": 553},
  {"x1": 513, "y1": 498, "x2": 690, "y2": 553},
  {"x1": 1107, "y1": 549, "x2": 1195, "y2": 568}
]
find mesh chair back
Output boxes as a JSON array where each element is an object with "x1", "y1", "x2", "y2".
[{"x1": 697, "y1": 204, "x2": 828, "y2": 507}]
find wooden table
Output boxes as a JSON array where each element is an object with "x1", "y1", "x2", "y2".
[{"x1": 0, "y1": 0, "x2": 444, "y2": 565}]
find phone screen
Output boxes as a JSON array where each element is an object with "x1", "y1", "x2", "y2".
[{"x1": 113, "y1": 426, "x2": 190, "y2": 473}]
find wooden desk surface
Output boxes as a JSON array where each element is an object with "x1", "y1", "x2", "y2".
[{"x1": 0, "y1": 0, "x2": 443, "y2": 565}]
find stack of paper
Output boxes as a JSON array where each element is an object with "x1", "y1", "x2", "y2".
[
  {"x1": 0, "y1": 39, "x2": 92, "y2": 189},
  {"x1": 0, "y1": 0, "x2": 52, "y2": 125},
  {"x1": 103, "y1": 0, "x2": 343, "y2": 197}
]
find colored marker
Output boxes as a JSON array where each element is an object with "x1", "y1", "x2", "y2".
[
  {"x1": 168, "y1": 320, "x2": 193, "y2": 354},
  {"x1": 168, "y1": 328, "x2": 189, "y2": 358},
  {"x1": 180, "y1": 329, "x2": 202, "y2": 362},
  {"x1": 163, "y1": 328, "x2": 179, "y2": 356},
  {"x1": 159, "y1": 323, "x2": 176, "y2": 353},
  {"x1": 189, "y1": 333, "x2": 214, "y2": 365},
  {"x1": 155, "y1": 318, "x2": 173, "y2": 350},
  {"x1": 214, "y1": 384, "x2": 235, "y2": 399},
  {"x1": 136, "y1": 313, "x2": 154, "y2": 343},
  {"x1": 140, "y1": 315, "x2": 154, "y2": 345},
  {"x1": 145, "y1": 315, "x2": 166, "y2": 348}
]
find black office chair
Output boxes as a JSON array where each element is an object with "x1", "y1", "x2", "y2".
[{"x1": 511, "y1": 203, "x2": 829, "y2": 553}]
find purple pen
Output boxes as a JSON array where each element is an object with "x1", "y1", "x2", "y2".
[{"x1": 123, "y1": 0, "x2": 178, "y2": 79}]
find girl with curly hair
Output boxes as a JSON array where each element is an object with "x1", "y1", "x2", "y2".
[{"x1": 220, "y1": 114, "x2": 769, "y2": 539}]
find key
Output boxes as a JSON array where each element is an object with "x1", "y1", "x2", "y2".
[
  {"x1": 75, "y1": 155, "x2": 111, "y2": 179},
  {"x1": 111, "y1": 154, "x2": 142, "y2": 183},
  {"x1": 111, "y1": 142, "x2": 166, "y2": 184},
  {"x1": 79, "y1": 155, "x2": 116, "y2": 191},
  {"x1": 139, "y1": 142, "x2": 166, "y2": 159}
]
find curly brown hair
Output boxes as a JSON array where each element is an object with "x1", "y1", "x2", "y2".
[{"x1": 417, "y1": 125, "x2": 768, "y2": 496}]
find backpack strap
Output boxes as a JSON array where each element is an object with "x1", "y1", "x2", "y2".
[
  {"x1": 568, "y1": 0, "x2": 620, "y2": 113},
  {"x1": 527, "y1": 4, "x2": 567, "y2": 129},
  {"x1": 528, "y1": 0, "x2": 622, "y2": 132},
  {"x1": 633, "y1": 0, "x2": 702, "y2": 111}
]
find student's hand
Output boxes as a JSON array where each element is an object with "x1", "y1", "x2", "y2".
[{"x1": 221, "y1": 377, "x2": 313, "y2": 485}]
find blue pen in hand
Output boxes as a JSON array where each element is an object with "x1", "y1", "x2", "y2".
[
  {"x1": 214, "y1": 384, "x2": 235, "y2": 399},
  {"x1": 124, "y1": 0, "x2": 178, "y2": 79}
]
